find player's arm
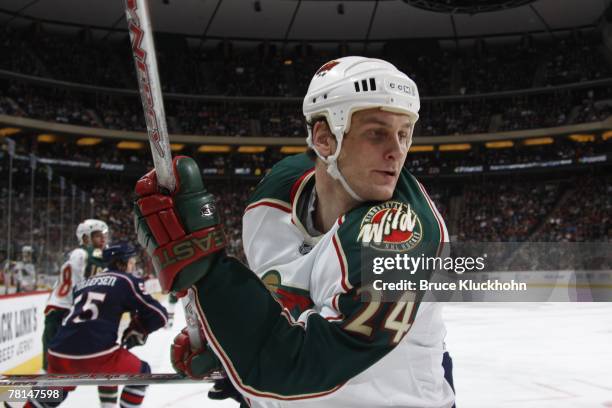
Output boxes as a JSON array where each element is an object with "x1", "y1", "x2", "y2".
[
  {"x1": 120, "y1": 274, "x2": 168, "y2": 349},
  {"x1": 134, "y1": 157, "x2": 418, "y2": 400},
  {"x1": 195, "y1": 257, "x2": 416, "y2": 400},
  {"x1": 123, "y1": 275, "x2": 169, "y2": 333}
]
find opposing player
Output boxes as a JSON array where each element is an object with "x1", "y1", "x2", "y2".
[
  {"x1": 135, "y1": 57, "x2": 454, "y2": 407},
  {"x1": 43, "y1": 219, "x2": 108, "y2": 370},
  {"x1": 42, "y1": 219, "x2": 109, "y2": 372},
  {"x1": 26, "y1": 243, "x2": 168, "y2": 408}
]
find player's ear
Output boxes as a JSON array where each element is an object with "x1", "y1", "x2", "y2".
[{"x1": 312, "y1": 120, "x2": 336, "y2": 158}]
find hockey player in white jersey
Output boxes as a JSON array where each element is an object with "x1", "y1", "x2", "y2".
[
  {"x1": 42, "y1": 219, "x2": 115, "y2": 405},
  {"x1": 43, "y1": 219, "x2": 109, "y2": 361},
  {"x1": 135, "y1": 56, "x2": 454, "y2": 407}
]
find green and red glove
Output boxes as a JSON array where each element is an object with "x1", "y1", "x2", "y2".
[
  {"x1": 171, "y1": 327, "x2": 220, "y2": 378},
  {"x1": 134, "y1": 156, "x2": 226, "y2": 293}
]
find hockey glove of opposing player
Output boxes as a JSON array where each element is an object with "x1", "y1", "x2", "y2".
[
  {"x1": 171, "y1": 327, "x2": 220, "y2": 379},
  {"x1": 122, "y1": 317, "x2": 148, "y2": 349},
  {"x1": 134, "y1": 156, "x2": 226, "y2": 293}
]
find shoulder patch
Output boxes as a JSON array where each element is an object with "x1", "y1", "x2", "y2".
[{"x1": 261, "y1": 270, "x2": 313, "y2": 319}]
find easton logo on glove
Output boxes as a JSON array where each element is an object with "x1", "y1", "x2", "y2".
[{"x1": 154, "y1": 228, "x2": 225, "y2": 269}]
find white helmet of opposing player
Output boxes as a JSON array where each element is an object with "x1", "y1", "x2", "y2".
[
  {"x1": 76, "y1": 222, "x2": 87, "y2": 245},
  {"x1": 303, "y1": 56, "x2": 420, "y2": 201},
  {"x1": 76, "y1": 219, "x2": 109, "y2": 245}
]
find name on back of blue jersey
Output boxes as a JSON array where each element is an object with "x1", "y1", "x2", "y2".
[{"x1": 74, "y1": 275, "x2": 117, "y2": 292}]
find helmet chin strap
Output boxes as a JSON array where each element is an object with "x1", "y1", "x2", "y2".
[
  {"x1": 325, "y1": 158, "x2": 364, "y2": 202},
  {"x1": 308, "y1": 128, "x2": 364, "y2": 203}
]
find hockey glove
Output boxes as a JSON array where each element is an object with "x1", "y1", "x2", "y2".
[
  {"x1": 171, "y1": 327, "x2": 220, "y2": 379},
  {"x1": 134, "y1": 156, "x2": 226, "y2": 293},
  {"x1": 208, "y1": 377, "x2": 245, "y2": 404},
  {"x1": 122, "y1": 317, "x2": 148, "y2": 349}
]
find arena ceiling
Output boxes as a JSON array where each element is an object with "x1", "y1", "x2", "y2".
[{"x1": 1, "y1": 0, "x2": 609, "y2": 42}]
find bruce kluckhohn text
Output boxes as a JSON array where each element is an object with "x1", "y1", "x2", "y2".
[{"x1": 373, "y1": 279, "x2": 528, "y2": 292}]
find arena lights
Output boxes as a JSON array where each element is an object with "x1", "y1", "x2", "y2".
[
  {"x1": 485, "y1": 141, "x2": 514, "y2": 149},
  {"x1": 603, "y1": 131, "x2": 612, "y2": 141},
  {"x1": 238, "y1": 146, "x2": 267, "y2": 153},
  {"x1": 117, "y1": 141, "x2": 145, "y2": 150},
  {"x1": 76, "y1": 137, "x2": 102, "y2": 146},
  {"x1": 523, "y1": 137, "x2": 553, "y2": 146},
  {"x1": 280, "y1": 146, "x2": 307, "y2": 154},
  {"x1": 410, "y1": 145, "x2": 435, "y2": 152},
  {"x1": 439, "y1": 143, "x2": 471, "y2": 152},
  {"x1": 568, "y1": 134, "x2": 595, "y2": 143},
  {"x1": 0, "y1": 127, "x2": 21, "y2": 137},
  {"x1": 37, "y1": 134, "x2": 58, "y2": 143},
  {"x1": 170, "y1": 143, "x2": 185, "y2": 152},
  {"x1": 198, "y1": 145, "x2": 231, "y2": 153}
]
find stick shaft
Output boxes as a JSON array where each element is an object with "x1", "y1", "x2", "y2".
[
  {"x1": 0, "y1": 372, "x2": 223, "y2": 386},
  {"x1": 124, "y1": 0, "x2": 203, "y2": 351},
  {"x1": 125, "y1": 0, "x2": 174, "y2": 192}
]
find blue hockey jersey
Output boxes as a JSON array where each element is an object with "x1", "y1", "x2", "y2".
[{"x1": 49, "y1": 270, "x2": 168, "y2": 358}]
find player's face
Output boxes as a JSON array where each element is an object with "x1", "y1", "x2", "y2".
[
  {"x1": 337, "y1": 108, "x2": 412, "y2": 201},
  {"x1": 90, "y1": 231, "x2": 107, "y2": 249}
]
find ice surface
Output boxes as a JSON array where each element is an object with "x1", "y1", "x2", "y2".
[{"x1": 58, "y1": 301, "x2": 612, "y2": 407}]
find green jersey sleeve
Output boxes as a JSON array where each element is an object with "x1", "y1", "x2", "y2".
[{"x1": 193, "y1": 255, "x2": 416, "y2": 401}]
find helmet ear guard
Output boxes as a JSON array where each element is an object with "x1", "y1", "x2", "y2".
[{"x1": 303, "y1": 56, "x2": 420, "y2": 201}]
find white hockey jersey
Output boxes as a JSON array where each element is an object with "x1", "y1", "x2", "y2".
[
  {"x1": 45, "y1": 247, "x2": 88, "y2": 313},
  {"x1": 231, "y1": 154, "x2": 454, "y2": 408}
]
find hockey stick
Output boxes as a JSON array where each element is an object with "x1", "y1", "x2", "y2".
[
  {"x1": 124, "y1": 0, "x2": 203, "y2": 350},
  {"x1": 0, "y1": 372, "x2": 225, "y2": 387}
]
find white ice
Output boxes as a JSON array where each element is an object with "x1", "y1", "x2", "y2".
[{"x1": 57, "y1": 301, "x2": 612, "y2": 407}]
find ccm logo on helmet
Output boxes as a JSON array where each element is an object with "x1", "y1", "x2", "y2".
[{"x1": 388, "y1": 82, "x2": 416, "y2": 96}]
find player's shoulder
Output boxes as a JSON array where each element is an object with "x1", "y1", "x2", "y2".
[
  {"x1": 70, "y1": 247, "x2": 88, "y2": 257},
  {"x1": 68, "y1": 247, "x2": 88, "y2": 262},
  {"x1": 84, "y1": 245, "x2": 102, "y2": 259},
  {"x1": 247, "y1": 153, "x2": 315, "y2": 207}
]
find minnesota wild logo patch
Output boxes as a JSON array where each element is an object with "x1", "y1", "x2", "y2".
[
  {"x1": 357, "y1": 201, "x2": 422, "y2": 251},
  {"x1": 262, "y1": 270, "x2": 314, "y2": 318}
]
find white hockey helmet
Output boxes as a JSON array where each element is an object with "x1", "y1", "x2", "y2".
[
  {"x1": 76, "y1": 219, "x2": 109, "y2": 245},
  {"x1": 303, "y1": 56, "x2": 420, "y2": 201}
]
